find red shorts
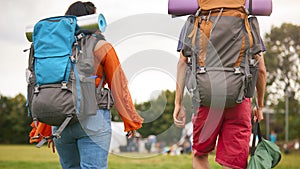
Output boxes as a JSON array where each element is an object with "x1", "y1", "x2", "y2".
[{"x1": 192, "y1": 98, "x2": 252, "y2": 169}]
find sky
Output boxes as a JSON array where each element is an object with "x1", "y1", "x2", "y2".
[{"x1": 1, "y1": 0, "x2": 300, "y2": 103}]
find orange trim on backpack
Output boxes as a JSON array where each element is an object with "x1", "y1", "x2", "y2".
[
  {"x1": 199, "y1": 19, "x2": 212, "y2": 67},
  {"x1": 187, "y1": 7, "x2": 252, "y2": 67},
  {"x1": 235, "y1": 36, "x2": 246, "y2": 67}
]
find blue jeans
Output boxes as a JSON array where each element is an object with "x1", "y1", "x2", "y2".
[{"x1": 53, "y1": 109, "x2": 112, "y2": 169}]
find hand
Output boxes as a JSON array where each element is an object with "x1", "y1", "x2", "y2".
[
  {"x1": 173, "y1": 105, "x2": 186, "y2": 128},
  {"x1": 253, "y1": 107, "x2": 264, "y2": 122},
  {"x1": 126, "y1": 130, "x2": 136, "y2": 138}
]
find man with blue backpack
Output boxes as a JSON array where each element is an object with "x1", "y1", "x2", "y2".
[{"x1": 27, "y1": 1, "x2": 143, "y2": 169}]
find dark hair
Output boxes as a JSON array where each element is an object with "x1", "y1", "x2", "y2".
[{"x1": 65, "y1": 1, "x2": 96, "y2": 17}]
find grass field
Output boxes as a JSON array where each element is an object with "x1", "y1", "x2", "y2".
[{"x1": 0, "y1": 145, "x2": 299, "y2": 169}]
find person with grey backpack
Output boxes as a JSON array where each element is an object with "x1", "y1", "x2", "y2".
[
  {"x1": 173, "y1": 1, "x2": 267, "y2": 168},
  {"x1": 27, "y1": 1, "x2": 143, "y2": 169},
  {"x1": 54, "y1": 2, "x2": 143, "y2": 169}
]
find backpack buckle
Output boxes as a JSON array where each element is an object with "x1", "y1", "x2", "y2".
[
  {"x1": 250, "y1": 58, "x2": 256, "y2": 66},
  {"x1": 61, "y1": 81, "x2": 68, "y2": 89},
  {"x1": 70, "y1": 55, "x2": 76, "y2": 63},
  {"x1": 76, "y1": 33, "x2": 85, "y2": 41},
  {"x1": 195, "y1": 8, "x2": 201, "y2": 17},
  {"x1": 234, "y1": 67, "x2": 241, "y2": 74},
  {"x1": 247, "y1": 74, "x2": 253, "y2": 80},
  {"x1": 34, "y1": 86, "x2": 40, "y2": 94},
  {"x1": 199, "y1": 67, "x2": 206, "y2": 74},
  {"x1": 52, "y1": 133, "x2": 61, "y2": 139}
]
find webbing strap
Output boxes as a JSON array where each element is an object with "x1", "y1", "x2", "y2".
[
  {"x1": 53, "y1": 115, "x2": 73, "y2": 138},
  {"x1": 188, "y1": 17, "x2": 200, "y2": 47},
  {"x1": 244, "y1": 50, "x2": 251, "y2": 78},
  {"x1": 202, "y1": 67, "x2": 235, "y2": 72},
  {"x1": 209, "y1": 8, "x2": 223, "y2": 35},
  {"x1": 236, "y1": 50, "x2": 250, "y2": 103},
  {"x1": 236, "y1": 76, "x2": 246, "y2": 104},
  {"x1": 36, "y1": 138, "x2": 47, "y2": 148},
  {"x1": 73, "y1": 63, "x2": 81, "y2": 113},
  {"x1": 36, "y1": 115, "x2": 73, "y2": 148},
  {"x1": 190, "y1": 42, "x2": 201, "y2": 112},
  {"x1": 245, "y1": 15, "x2": 253, "y2": 48},
  {"x1": 187, "y1": 10, "x2": 203, "y2": 112},
  {"x1": 107, "y1": 90, "x2": 112, "y2": 109},
  {"x1": 98, "y1": 72, "x2": 106, "y2": 90},
  {"x1": 96, "y1": 71, "x2": 105, "y2": 97}
]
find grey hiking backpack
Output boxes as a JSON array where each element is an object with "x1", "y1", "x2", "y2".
[
  {"x1": 182, "y1": 8, "x2": 263, "y2": 109},
  {"x1": 25, "y1": 16, "x2": 106, "y2": 147}
]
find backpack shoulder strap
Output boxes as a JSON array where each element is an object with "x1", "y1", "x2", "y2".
[
  {"x1": 92, "y1": 32, "x2": 108, "y2": 53},
  {"x1": 28, "y1": 43, "x2": 34, "y2": 72},
  {"x1": 98, "y1": 71, "x2": 106, "y2": 88},
  {"x1": 92, "y1": 32, "x2": 106, "y2": 41}
]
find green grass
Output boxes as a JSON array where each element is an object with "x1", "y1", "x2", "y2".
[{"x1": 0, "y1": 145, "x2": 299, "y2": 169}]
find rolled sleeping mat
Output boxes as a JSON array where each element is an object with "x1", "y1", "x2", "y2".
[
  {"x1": 168, "y1": 0, "x2": 272, "y2": 16},
  {"x1": 25, "y1": 13, "x2": 107, "y2": 42},
  {"x1": 245, "y1": 0, "x2": 272, "y2": 16},
  {"x1": 168, "y1": 0, "x2": 199, "y2": 16}
]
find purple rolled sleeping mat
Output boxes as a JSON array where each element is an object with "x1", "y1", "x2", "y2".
[
  {"x1": 168, "y1": 0, "x2": 272, "y2": 16},
  {"x1": 245, "y1": 0, "x2": 272, "y2": 16}
]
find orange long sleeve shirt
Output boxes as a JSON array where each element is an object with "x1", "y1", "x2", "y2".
[{"x1": 94, "y1": 41, "x2": 143, "y2": 132}]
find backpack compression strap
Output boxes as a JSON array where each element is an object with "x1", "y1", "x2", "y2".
[{"x1": 35, "y1": 115, "x2": 73, "y2": 148}]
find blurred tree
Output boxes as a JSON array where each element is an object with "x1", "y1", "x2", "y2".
[
  {"x1": 0, "y1": 95, "x2": 12, "y2": 143},
  {"x1": 113, "y1": 90, "x2": 193, "y2": 145},
  {"x1": 264, "y1": 23, "x2": 300, "y2": 104},
  {"x1": 0, "y1": 94, "x2": 31, "y2": 144},
  {"x1": 264, "y1": 23, "x2": 300, "y2": 141},
  {"x1": 137, "y1": 90, "x2": 180, "y2": 144}
]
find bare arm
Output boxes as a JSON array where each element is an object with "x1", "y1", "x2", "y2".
[
  {"x1": 254, "y1": 52, "x2": 266, "y2": 122},
  {"x1": 173, "y1": 51, "x2": 188, "y2": 128}
]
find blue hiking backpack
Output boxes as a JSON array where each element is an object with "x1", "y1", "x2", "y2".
[{"x1": 26, "y1": 15, "x2": 106, "y2": 147}]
